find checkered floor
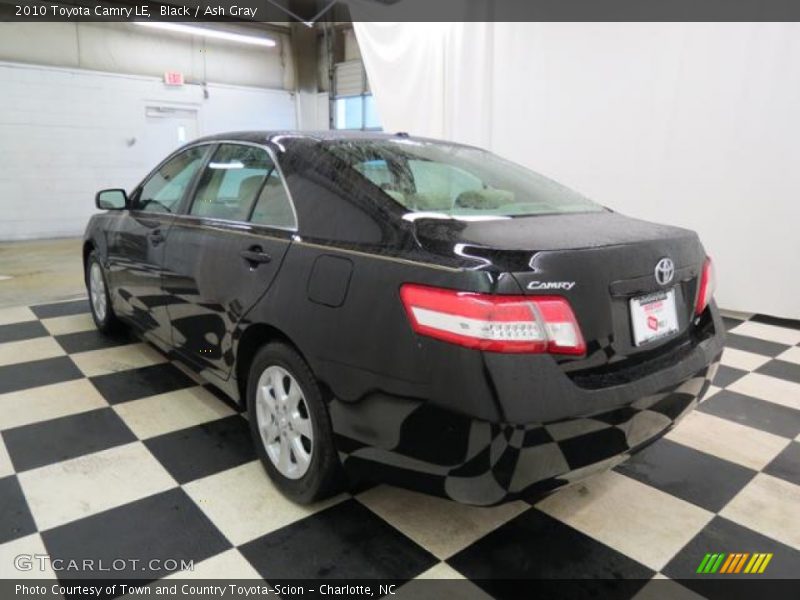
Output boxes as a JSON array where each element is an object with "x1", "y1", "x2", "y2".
[{"x1": 0, "y1": 298, "x2": 799, "y2": 597}]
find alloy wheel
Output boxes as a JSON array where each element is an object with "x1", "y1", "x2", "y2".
[
  {"x1": 255, "y1": 365, "x2": 314, "y2": 479},
  {"x1": 89, "y1": 262, "x2": 107, "y2": 322}
]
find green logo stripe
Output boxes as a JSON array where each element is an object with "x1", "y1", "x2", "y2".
[
  {"x1": 710, "y1": 553, "x2": 726, "y2": 573},
  {"x1": 696, "y1": 553, "x2": 713, "y2": 573}
]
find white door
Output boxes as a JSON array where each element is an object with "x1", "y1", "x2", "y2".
[{"x1": 144, "y1": 106, "x2": 200, "y2": 162}]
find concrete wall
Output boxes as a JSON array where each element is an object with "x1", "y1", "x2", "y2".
[
  {"x1": 0, "y1": 22, "x2": 293, "y2": 89},
  {"x1": 0, "y1": 61, "x2": 297, "y2": 240},
  {"x1": 0, "y1": 22, "x2": 299, "y2": 240}
]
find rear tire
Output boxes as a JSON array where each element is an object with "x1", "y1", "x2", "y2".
[
  {"x1": 246, "y1": 342, "x2": 343, "y2": 503},
  {"x1": 86, "y1": 250, "x2": 122, "y2": 334}
]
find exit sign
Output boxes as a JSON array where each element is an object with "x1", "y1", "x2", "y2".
[{"x1": 164, "y1": 71, "x2": 184, "y2": 86}]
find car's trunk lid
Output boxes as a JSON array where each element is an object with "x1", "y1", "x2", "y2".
[{"x1": 411, "y1": 210, "x2": 706, "y2": 369}]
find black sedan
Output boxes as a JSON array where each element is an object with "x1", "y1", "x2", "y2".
[{"x1": 83, "y1": 131, "x2": 724, "y2": 505}]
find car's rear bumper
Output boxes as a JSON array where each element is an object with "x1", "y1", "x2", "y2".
[{"x1": 329, "y1": 307, "x2": 725, "y2": 505}]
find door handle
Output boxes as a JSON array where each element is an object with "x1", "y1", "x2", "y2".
[
  {"x1": 149, "y1": 229, "x2": 164, "y2": 245},
  {"x1": 240, "y1": 246, "x2": 272, "y2": 266}
]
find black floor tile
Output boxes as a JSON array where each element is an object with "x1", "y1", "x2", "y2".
[
  {"x1": 30, "y1": 299, "x2": 89, "y2": 319},
  {"x1": 615, "y1": 439, "x2": 756, "y2": 512},
  {"x1": 89, "y1": 363, "x2": 196, "y2": 405},
  {"x1": 698, "y1": 390, "x2": 800, "y2": 439},
  {"x1": 54, "y1": 329, "x2": 134, "y2": 354},
  {"x1": 3, "y1": 408, "x2": 135, "y2": 472},
  {"x1": 750, "y1": 313, "x2": 800, "y2": 331},
  {"x1": 756, "y1": 359, "x2": 800, "y2": 386},
  {"x1": 144, "y1": 415, "x2": 255, "y2": 484},
  {"x1": 763, "y1": 441, "x2": 800, "y2": 487},
  {"x1": 0, "y1": 475, "x2": 37, "y2": 544},
  {"x1": 41, "y1": 488, "x2": 230, "y2": 581},
  {"x1": 203, "y1": 383, "x2": 242, "y2": 412},
  {"x1": 721, "y1": 316, "x2": 744, "y2": 332},
  {"x1": 0, "y1": 320, "x2": 48, "y2": 343},
  {"x1": 448, "y1": 509, "x2": 653, "y2": 597},
  {"x1": 239, "y1": 499, "x2": 437, "y2": 580},
  {"x1": 712, "y1": 364, "x2": 748, "y2": 388},
  {"x1": 0, "y1": 356, "x2": 83, "y2": 395},
  {"x1": 559, "y1": 427, "x2": 630, "y2": 470},
  {"x1": 725, "y1": 334, "x2": 790, "y2": 357},
  {"x1": 663, "y1": 516, "x2": 800, "y2": 583}
]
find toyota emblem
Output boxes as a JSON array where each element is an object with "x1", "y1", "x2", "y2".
[{"x1": 655, "y1": 257, "x2": 675, "y2": 286}]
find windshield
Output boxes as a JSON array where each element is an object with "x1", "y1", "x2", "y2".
[{"x1": 325, "y1": 138, "x2": 603, "y2": 217}]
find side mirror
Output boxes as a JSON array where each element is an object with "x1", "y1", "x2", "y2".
[{"x1": 96, "y1": 189, "x2": 128, "y2": 210}]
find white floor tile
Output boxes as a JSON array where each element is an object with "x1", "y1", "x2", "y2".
[
  {"x1": 0, "y1": 434, "x2": 12, "y2": 478},
  {"x1": 666, "y1": 411, "x2": 791, "y2": 471},
  {"x1": 41, "y1": 313, "x2": 96, "y2": 336},
  {"x1": 727, "y1": 372, "x2": 800, "y2": 411},
  {"x1": 0, "y1": 533, "x2": 57, "y2": 580},
  {"x1": 0, "y1": 379, "x2": 107, "y2": 431},
  {"x1": 0, "y1": 306, "x2": 36, "y2": 327},
  {"x1": 164, "y1": 548, "x2": 261, "y2": 580},
  {"x1": 720, "y1": 348, "x2": 771, "y2": 371},
  {"x1": 71, "y1": 343, "x2": 166, "y2": 377},
  {"x1": 113, "y1": 386, "x2": 234, "y2": 439},
  {"x1": 357, "y1": 484, "x2": 529, "y2": 560},
  {"x1": 777, "y1": 346, "x2": 800, "y2": 366},
  {"x1": 183, "y1": 461, "x2": 343, "y2": 546},
  {"x1": 397, "y1": 563, "x2": 493, "y2": 600},
  {"x1": 416, "y1": 562, "x2": 465, "y2": 580},
  {"x1": 536, "y1": 470, "x2": 713, "y2": 572},
  {"x1": 728, "y1": 321, "x2": 800, "y2": 346},
  {"x1": 633, "y1": 577, "x2": 705, "y2": 600},
  {"x1": 720, "y1": 473, "x2": 800, "y2": 551},
  {"x1": 18, "y1": 442, "x2": 176, "y2": 531},
  {"x1": 0, "y1": 337, "x2": 64, "y2": 367}
]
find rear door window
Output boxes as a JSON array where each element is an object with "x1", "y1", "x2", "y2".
[
  {"x1": 250, "y1": 167, "x2": 297, "y2": 230},
  {"x1": 189, "y1": 144, "x2": 270, "y2": 221}
]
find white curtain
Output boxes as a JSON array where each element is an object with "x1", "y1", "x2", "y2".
[{"x1": 352, "y1": 19, "x2": 800, "y2": 319}]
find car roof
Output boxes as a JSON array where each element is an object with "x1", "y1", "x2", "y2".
[{"x1": 190, "y1": 130, "x2": 481, "y2": 151}]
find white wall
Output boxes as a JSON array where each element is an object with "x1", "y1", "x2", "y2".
[
  {"x1": 355, "y1": 22, "x2": 800, "y2": 319},
  {"x1": 0, "y1": 62, "x2": 296, "y2": 240}
]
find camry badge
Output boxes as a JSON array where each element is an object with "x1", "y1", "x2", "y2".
[
  {"x1": 527, "y1": 281, "x2": 576, "y2": 291},
  {"x1": 655, "y1": 258, "x2": 675, "y2": 286}
]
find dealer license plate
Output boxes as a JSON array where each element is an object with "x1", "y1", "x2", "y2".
[{"x1": 630, "y1": 289, "x2": 679, "y2": 347}]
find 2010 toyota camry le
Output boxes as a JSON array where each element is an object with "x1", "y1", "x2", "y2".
[{"x1": 83, "y1": 131, "x2": 724, "y2": 506}]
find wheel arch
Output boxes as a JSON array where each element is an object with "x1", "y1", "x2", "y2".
[
  {"x1": 82, "y1": 240, "x2": 95, "y2": 277},
  {"x1": 234, "y1": 323, "x2": 323, "y2": 408}
]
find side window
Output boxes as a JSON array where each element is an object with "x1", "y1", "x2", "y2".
[
  {"x1": 250, "y1": 166, "x2": 297, "y2": 230},
  {"x1": 137, "y1": 146, "x2": 207, "y2": 213},
  {"x1": 189, "y1": 144, "x2": 270, "y2": 221}
]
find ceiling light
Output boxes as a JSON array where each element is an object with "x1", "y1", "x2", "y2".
[{"x1": 135, "y1": 22, "x2": 276, "y2": 47}]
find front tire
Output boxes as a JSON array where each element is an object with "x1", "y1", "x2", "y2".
[
  {"x1": 246, "y1": 342, "x2": 343, "y2": 503},
  {"x1": 86, "y1": 251, "x2": 122, "y2": 334}
]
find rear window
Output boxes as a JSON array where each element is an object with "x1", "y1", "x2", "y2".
[{"x1": 326, "y1": 139, "x2": 603, "y2": 217}]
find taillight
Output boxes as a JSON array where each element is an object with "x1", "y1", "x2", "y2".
[
  {"x1": 399, "y1": 284, "x2": 586, "y2": 355},
  {"x1": 695, "y1": 257, "x2": 716, "y2": 316}
]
